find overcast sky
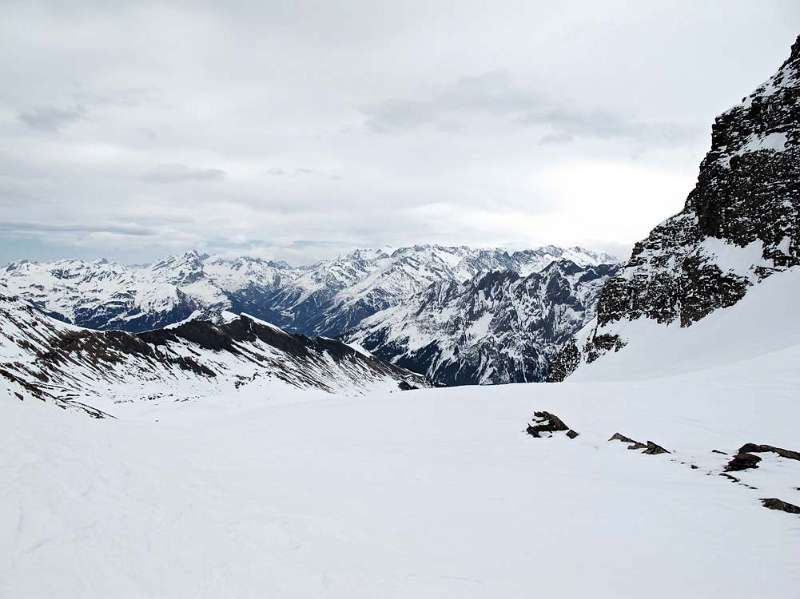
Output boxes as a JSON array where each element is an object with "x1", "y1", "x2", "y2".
[{"x1": 1, "y1": 1, "x2": 798, "y2": 265}]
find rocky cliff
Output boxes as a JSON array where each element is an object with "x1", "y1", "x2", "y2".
[
  {"x1": 348, "y1": 260, "x2": 619, "y2": 385},
  {"x1": 550, "y1": 35, "x2": 800, "y2": 380}
]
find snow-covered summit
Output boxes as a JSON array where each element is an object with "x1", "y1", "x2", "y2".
[
  {"x1": 347, "y1": 259, "x2": 619, "y2": 385},
  {"x1": 0, "y1": 244, "x2": 618, "y2": 338}
]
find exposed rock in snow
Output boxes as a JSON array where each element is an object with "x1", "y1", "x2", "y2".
[
  {"x1": 551, "y1": 35, "x2": 800, "y2": 381},
  {"x1": 725, "y1": 453, "x2": 762, "y2": 472},
  {"x1": 609, "y1": 433, "x2": 669, "y2": 455},
  {"x1": 760, "y1": 498, "x2": 800, "y2": 514},
  {"x1": 738, "y1": 443, "x2": 800, "y2": 462},
  {"x1": 3, "y1": 263, "x2": 800, "y2": 596},
  {"x1": 525, "y1": 411, "x2": 579, "y2": 438}
]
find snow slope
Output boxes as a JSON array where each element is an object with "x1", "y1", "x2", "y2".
[
  {"x1": 1, "y1": 269, "x2": 799, "y2": 598},
  {"x1": 572, "y1": 265, "x2": 800, "y2": 381},
  {"x1": 0, "y1": 293, "x2": 426, "y2": 414},
  {"x1": 1, "y1": 363, "x2": 798, "y2": 597}
]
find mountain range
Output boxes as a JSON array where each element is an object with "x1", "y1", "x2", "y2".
[
  {"x1": 3, "y1": 29, "x2": 800, "y2": 599},
  {"x1": 347, "y1": 260, "x2": 618, "y2": 385},
  {"x1": 2, "y1": 37, "x2": 799, "y2": 396},
  {"x1": 1, "y1": 245, "x2": 618, "y2": 387},
  {"x1": 0, "y1": 245, "x2": 616, "y2": 337}
]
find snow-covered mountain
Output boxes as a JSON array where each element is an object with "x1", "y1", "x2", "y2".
[
  {"x1": 0, "y1": 251, "x2": 296, "y2": 333},
  {"x1": 4, "y1": 35, "x2": 800, "y2": 599},
  {"x1": 0, "y1": 293, "x2": 426, "y2": 416},
  {"x1": 0, "y1": 245, "x2": 616, "y2": 338},
  {"x1": 4, "y1": 262, "x2": 799, "y2": 598},
  {"x1": 347, "y1": 260, "x2": 619, "y2": 385},
  {"x1": 550, "y1": 34, "x2": 800, "y2": 381}
]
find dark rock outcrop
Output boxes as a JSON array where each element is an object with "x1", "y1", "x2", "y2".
[
  {"x1": 761, "y1": 498, "x2": 800, "y2": 514},
  {"x1": 551, "y1": 35, "x2": 800, "y2": 380},
  {"x1": 526, "y1": 411, "x2": 579, "y2": 439},
  {"x1": 725, "y1": 452, "x2": 762, "y2": 472},
  {"x1": 609, "y1": 433, "x2": 669, "y2": 455},
  {"x1": 350, "y1": 260, "x2": 619, "y2": 386},
  {"x1": 738, "y1": 443, "x2": 800, "y2": 462},
  {"x1": 609, "y1": 433, "x2": 647, "y2": 450}
]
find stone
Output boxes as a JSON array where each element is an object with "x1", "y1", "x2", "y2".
[
  {"x1": 725, "y1": 453, "x2": 762, "y2": 472},
  {"x1": 738, "y1": 443, "x2": 800, "y2": 462},
  {"x1": 526, "y1": 411, "x2": 578, "y2": 439},
  {"x1": 761, "y1": 498, "x2": 800, "y2": 514}
]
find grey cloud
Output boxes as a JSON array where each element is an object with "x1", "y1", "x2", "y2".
[
  {"x1": 362, "y1": 71, "x2": 532, "y2": 131},
  {"x1": 521, "y1": 108, "x2": 698, "y2": 147},
  {"x1": 17, "y1": 106, "x2": 84, "y2": 132},
  {"x1": 141, "y1": 164, "x2": 227, "y2": 184},
  {"x1": 0, "y1": 221, "x2": 157, "y2": 237},
  {"x1": 290, "y1": 239, "x2": 356, "y2": 249},
  {"x1": 364, "y1": 70, "x2": 698, "y2": 146},
  {"x1": 539, "y1": 132, "x2": 575, "y2": 145},
  {"x1": 266, "y1": 167, "x2": 342, "y2": 180},
  {"x1": 1, "y1": 1, "x2": 796, "y2": 266}
]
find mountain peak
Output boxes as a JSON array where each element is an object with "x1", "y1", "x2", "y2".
[
  {"x1": 787, "y1": 33, "x2": 800, "y2": 63},
  {"x1": 550, "y1": 33, "x2": 800, "y2": 381}
]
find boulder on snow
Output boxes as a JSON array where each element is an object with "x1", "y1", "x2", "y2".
[
  {"x1": 738, "y1": 443, "x2": 800, "y2": 462},
  {"x1": 724, "y1": 452, "x2": 762, "y2": 472},
  {"x1": 526, "y1": 411, "x2": 579, "y2": 439},
  {"x1": 642, "y1": 441, "x2": 670, "y2": 455},
  {"x1": 761, "y1": 498, "x2": 800, "y2": 515},
  {"x1": 608, "y1": 433, "x2": 669, "y2": 454},
  {"x1": 609, "y1": 433, "x2": 647, "y2": 450}
]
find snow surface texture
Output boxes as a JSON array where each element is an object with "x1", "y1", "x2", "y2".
[
  {"x1": 347, "y1": 260, "x2": 619, "y2": 385},
  {"x1": 2, "y1": 269, "x2": 799, "y2": 597},
  {"x1": 0, "y1": 245, "x2": 617, "y2": 337}
]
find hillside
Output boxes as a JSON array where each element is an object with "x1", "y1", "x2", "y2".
[
  {"x1": 2, "y1": 268, "x2": 798, "y2": 596},
  {"x1": 0, "y1": 294, "x2": 425, "y2": 416}
]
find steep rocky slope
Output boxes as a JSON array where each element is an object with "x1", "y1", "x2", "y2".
[
  {"x1": 0, "y1": 294, "x2": 426, "y2": 416},
  {"x1": 347, "y1": 260, "x2": 619, "y2": 385},
  {"x1": 550, "y1": 35, "x2": 800, "y2": 381}
]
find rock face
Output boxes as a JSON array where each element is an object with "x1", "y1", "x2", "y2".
[
  {"x1": 346, "y1": 260, "x2": 619, "y2": 385},
  {"x1": 1, "y1": 245, "x2": 616, "y2": 339},
  {"x1": 0, "y1": 294, "x2": 427, "y2": 415},
  {"x1": 550, "y1": 35, "x2": 800, "y2": 380}
]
